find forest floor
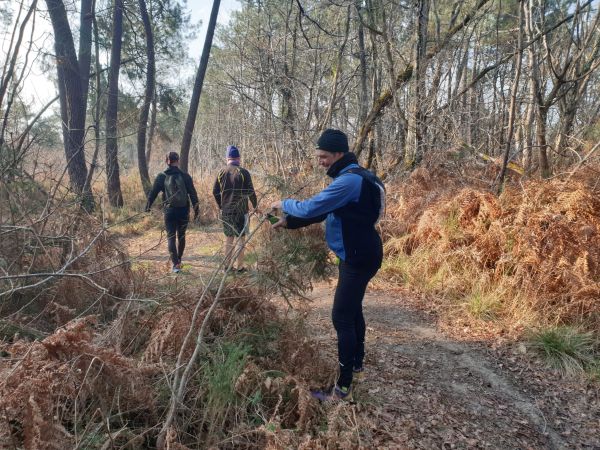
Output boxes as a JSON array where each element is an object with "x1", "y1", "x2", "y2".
[{"x1": 124, "y1": 223, "x2": 599, "y2": 450}]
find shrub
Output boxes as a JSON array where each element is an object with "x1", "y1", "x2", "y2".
[
  {"x1": 530, "y1": 326, "x2": 597, "y2": 375},
  {"x1": 380, "y1": 168, "x2": 600, "y2": 336}
]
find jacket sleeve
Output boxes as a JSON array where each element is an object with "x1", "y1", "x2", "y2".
[
  {"x1": 212, "y1": 172, "x2": 223, "y2": 209},
  {"x1": 244, "y1": 170, "x2": 258, "y2": 209},
  {"x1": 281, "y1": 174, "x2": 362, "y2": 219},
  {"x1": 285, "y1": 213, "x2": 327, "y2": 229},
  {"x1": 185, "y1": 174, "x2": 200, "y2": 210},
  {"x1": 145, "y1": 173, "x2": 164, "y2": 211}
]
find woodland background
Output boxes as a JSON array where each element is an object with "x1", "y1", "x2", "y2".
[{"x1": 1, "y1": 0, "x2": 599, "y2": 448}]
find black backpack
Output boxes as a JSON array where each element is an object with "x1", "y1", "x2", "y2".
[
  {"x1": 164, "y1": 172, "x2": 188, "y2": 207},
  {"x1": 346, "y1": 167, "x2": 386, "y2": 223}
]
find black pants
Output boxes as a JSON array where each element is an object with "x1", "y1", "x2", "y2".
[
  {"x1": 164, "y1": 207, "x2": 189, "y2": 265},
  {"x1": 332, "y1": 261, "x2": 378, "y2": 389}
]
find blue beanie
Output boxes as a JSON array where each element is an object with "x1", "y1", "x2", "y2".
[
  {"x1": 316, "y1": 129, "x2": 349, "y2": 153},
  {"x1": 226, "y1": 145, "x2": 240, "y2": 158}
]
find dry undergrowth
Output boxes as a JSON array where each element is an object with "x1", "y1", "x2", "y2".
[
  {"x1": 0, "y1": 278, "x2": 356, "y2": 449},
  {"x1": 381, "y1": 165, "x2": 600, "y2": 335},
  {"x1": 0, "y1": 200, "x2": 138, "y2": 337},
  {"x1": 0, "y1": 171, "x2": 356, "y2": 448}
]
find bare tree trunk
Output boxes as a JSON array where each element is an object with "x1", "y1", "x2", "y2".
[
  {"x1": 554, "y1": 46, "x2": 599, "y2": 158},
  {"x1": 456, "y1": 46, "x2": 469, "y2": 144},
  {"x1": 136, "y1": 0, "x2": 154, "y2": 193},
  {"x1": 378, "y1": 0, "x2": 409, "y2": 164},
  {"x1": 180, "y1": 0, "x2": 221, "y2": 173},
  {"x1": 78, "y1": 0, "x2": 93, "y2": 114},
  {"x1": 280, "y1": 1, "x2": 299, "y2": 160},
  {"x1": 525, "y1": 0, "x2": 551, "y2": 178},
  {"x1": 405, "y1": 0, "x2": 430, "y2": 167},
  {"x1": 83, "y1": 0, "x2": 101, "y2": 200},
  {"x1": 45, "y1": 0, "x2": 91, "y2": 195},
  {"x1": 498, "y1": 1, "x2": 524, "y2": 193},
  {"x1": 145, "y1": 93, "x2": 157, "y2": 166},
  {"x1": 469, "y1": 42, "x2": 481, "y2": 146},
  {"x1": 105, "y1": 0, "x2": 124, "y2": 207},
  {"x1": 365, "y1": 12, "x2": 378, "y2": 171},
  {"x1": 536, "y1": 106, "x2": 551, "y2": 178},
  {"x1": 354, "y1": 65, "x2": 413, "y2": 158},
  {"x1": 355, "y1": 0, "x2": 368, "y2": 128},
  {"x1": 304, "y1": 44, "x2": 320, "y2": 133},
  {"x1": 555, "y1": 102, "x2": 577, "y2": 162},
  {"x1": 366, "y1": 129, "x2": 376, "y2": 169},
  {"x1": 523, "y1": 87, "x2": 535, "y2": 172}
]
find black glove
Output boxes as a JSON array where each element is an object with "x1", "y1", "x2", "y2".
[{"x1": 193, "y1": 205, "x2": 200, "y2": 221}]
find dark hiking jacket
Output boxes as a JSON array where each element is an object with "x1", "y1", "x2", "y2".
[
  {"x1": 146, "y1": 166, "x2": 199, "y2": 212},
  {"x1": 212, "y1": 164, "x2": 257, "y2": 215}
]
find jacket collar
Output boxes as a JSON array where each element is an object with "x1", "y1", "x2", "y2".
[
  {"x1": 327, "y1": 152, "x2": 359, "y2": 178},
  {"x1": 164, "y1": 165, "x2": 182, "y2": 175}
]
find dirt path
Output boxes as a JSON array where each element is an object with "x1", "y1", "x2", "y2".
[
  {"x1": 306, "y1": 285, "x2": 599, "y2": 449},
  {"x1": 124, "y1": 227, "x2": 599, "y2": 449}
]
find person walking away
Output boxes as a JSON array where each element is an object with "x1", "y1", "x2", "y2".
[
  {"x1": 271, "y1": 129, "x2": 385, "y2": 401},
  {"x1": 213, "y1": 145, "x2": 257, "y2": 272},
  {"x1": 146, "y1": 151, "x2": 199, "y2": 273}
]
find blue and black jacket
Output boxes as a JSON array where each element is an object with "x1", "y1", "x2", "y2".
[{"x1": 282, "y1": 153, "x2": 385, "y2": 270}]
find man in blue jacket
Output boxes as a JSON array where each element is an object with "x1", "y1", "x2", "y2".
[{"x1": 271, "y1": 129, "x2": 385, "y2": 401}]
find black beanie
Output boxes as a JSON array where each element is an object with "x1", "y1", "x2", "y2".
[{"x1": 316, "y1": 129, "x2": 349, "y2": 153}]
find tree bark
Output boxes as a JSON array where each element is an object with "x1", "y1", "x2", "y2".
[
  {"x1": 354, "y1": 64, "x2": 413, "y2": 157},
  {"x1": 146, "y1": 93, "x2": 157, "y2": 164},
  {"x1": 105, "y1": 0, "x2": 124, "y2": 207},
  {"x1": 84, "y1": 5, "x2": 102, "y2": 196},
  {"x1": 497, "y1": 1, "x2": 524, "y2": 193},
  {"x1": 378, "y1": 0, "x2": 408, "y2": 164},
  {"x1": 180, "y1": 0, "x2": 221, "y2": 173},
  {"x1": 280, "y1": 0, "x2": 298, "y2": 159},
  {"x1": 136, "y1": 0, "x2": 154, "y2": 193},
  {"x1": 536, "y1": 106, "x2": 551, "y2": 178},
  {"x1": 525, "y1": 0, "x2": 551, "y2": 178},
  {"x1": 404, "y1": 0, "x2": 429, "y2": 167},
  {"x1": 355, "y1": 1, "x2": 368, "y2": 127},
  {"x1": 45, "y1": 0, "x2": 90, "y2": 194},
  {"x1": 78, "y1": 0, "x2": 93, "y2": 114},
  {"x1": 523, "y1": 78, "x2": 535, "y2": 172}
]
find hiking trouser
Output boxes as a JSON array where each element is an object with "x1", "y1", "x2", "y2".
[
  {"x1": 221, "y1": 211, "x2": 249, "y2": 237},
  {"x1": 164, "y1": 207, "x2": 189, "y2": 265},
  {"x1": 332, "y1": 260, "x2": 378, "y2": 389}
]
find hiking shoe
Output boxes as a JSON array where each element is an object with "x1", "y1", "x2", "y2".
[
  {"x1": 236, "y1": 267, "x2": 248, "y2": 273},
  {"x1": 353, "y1": 367, "x2": 365, "y2": 382},
  {"x1": 172, "y1": 263, "x2": 181, "y2": 273},
  {"x1": 311, "y1": 385, "x2": 353, "y2": 402}
]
